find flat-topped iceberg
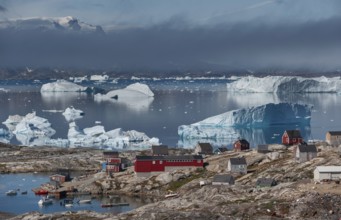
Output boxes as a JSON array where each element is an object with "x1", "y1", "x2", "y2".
[
  {"x1": 41, "y1": 80, "x2": 87, "y2": 92},
  {"x1": 94, "y1": 83, "x2": 154, "y2": 100},
  {"x1": 227, "y1": 76, "x2": 341, "y2": 93},
  {"x1": 62, "y1": 107, "x2": 84, "y2": 122},
  {"x1": 178, "y1": 103, "x2": 311, "y2": 140}
]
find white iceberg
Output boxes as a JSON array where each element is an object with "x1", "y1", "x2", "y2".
[
  {"x1": 13, "y1": 112, "x2": 56, "y2": 137},
  {"x1": 227, "y1": 76, "x2": 341, "y2": 93},
  {"x1": 90, "y1": 75, "x2": 109, "y2": 81},
  {"x1": 178, "y1": 103, "x2": 311, "y2": 140},
  {"x1": 3, "y1": 115, "x2": 25, "y2": 131},
  {"x1": 66, "y1": 122, "x2": 159, "y2": 149},
  {"x1": 62, "y1": 107, "x2": 84, "y2": 122},
  {"x1": 94, "y1": 83, "x2": 154, "y2": 112},
  {"x1": 95, "y1": 83, "x2": 154, "y2": 99},
  {"x1": 40, "y1": 80, "x2": 87, "y2": 92}
]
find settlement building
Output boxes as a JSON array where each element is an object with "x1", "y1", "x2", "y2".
[
  {"x1": 194, "y1": 143, "x2": 213, "y2": 155},
  {"x1": 151, "y1": 145, "x2": 169, "y2": 155},
  {"x1": 103, "y1": 151, "x2": 128, "y2": 174},
  {"x1": 314, "y1": 166, "x2": 341, "y2": 182},
  {"x1": 282, "y1": 130, "x2": 303, "y2": 145},
  {"x1": 233, "y1": 139, "x2": 250, "y2": 152},
  {"x1": 326, "y1": 131, "x2": 341, "y2": 146},
  {"x1": 295, "y1": 144, "x2": 317, "y2": 163},
  {"x1": 212, "y1": 174, "x2": 235, "y2": 185},
  {"x1": 227, "y1": 157, "x2": 247, "y2": 175},
  {"x1": 134, "y1": 155, "x2": 204, "y2": 177}
]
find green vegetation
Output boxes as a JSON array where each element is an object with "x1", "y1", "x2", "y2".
[{"x1": 167, "y1": 169, "x2": 205, "y2": 191}]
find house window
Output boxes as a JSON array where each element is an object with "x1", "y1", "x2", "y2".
[
  {"x1": 197, "y1": 160, "x2": 201, "y2": 163},
  {"x1": 160, "y1": 161, "x2": 163, "y2": 164},
  {"x1": 152, "y1": 161, "x2": 155, "y2": 164}
]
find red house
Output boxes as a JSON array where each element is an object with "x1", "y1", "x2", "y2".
[
  {"x1": 103, "y1": 151, "x2": 127, "y2": 174},
  {"x1": 134, "y1": 155, "x2": 204, "y2": 177},
  {"x1": 282, "y1": 130, "x2": 303, "y2": 145},
  {"x1": 233, "y1": 139, "x2": 250, "y2": 152}
]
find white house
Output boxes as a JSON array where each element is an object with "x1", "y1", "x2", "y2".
[{"x1": 314, "y1": 166, "x2": 341, "y2": 182}]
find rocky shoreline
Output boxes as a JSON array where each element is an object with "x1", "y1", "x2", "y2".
[{"x1": 2, "y1": 142, "x2": 341, "y2": 219}]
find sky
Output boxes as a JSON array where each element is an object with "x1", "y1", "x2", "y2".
[{"x1": 1, "y1": 0, "x2": 341, "y2": 71}]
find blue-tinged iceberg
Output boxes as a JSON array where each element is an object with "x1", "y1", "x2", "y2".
[
  {"x1": 178, "y1": 103, "x2": 311, "y2": 141},
  {"x1": 227, "y1": 76, "x2": 341, "y2": 93}
]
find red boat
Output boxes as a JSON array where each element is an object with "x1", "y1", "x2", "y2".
[{"x1": 32, "y1": 188, "x2": 48, "y2": 195}]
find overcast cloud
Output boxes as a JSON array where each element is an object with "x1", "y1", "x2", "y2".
[{"x1": 1, "y1": 0, "x2": 341, "y2": 71}]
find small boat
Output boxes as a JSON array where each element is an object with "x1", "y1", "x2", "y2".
[
  {"x1": 21, "y1": 191, "x2": 28, "y2": 195},
  {"x1": 165, "y1": 193, "x2": 178, "y2": 198},
  {"x1": 6, "y1": 190, "x2": 17, "y2": 196},
  {"x1": 38, "y1": 197, "x2": 53, "y2": 206},
  {"x1": 32, "y1": 188, "x2": 48, "y2": 195},
  {"x1": 65, "y1": 203, "x2": 73, "y2": 208},
  {"x1": 78, "y1": 199, "x2": 92, "y2": 204}
]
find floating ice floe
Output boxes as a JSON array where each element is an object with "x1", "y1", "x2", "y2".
[
  {"x1": 40, "y1": 80, "x2": 87, "y2": 92},
  {"x1": 94, "y1": 83, "x2": 154, "y2": 111},
  {"x1": 62, "y1": 106, "x2": 84, "y2": 122},
  {"x1": 178, "y1": 103, "x2": 312, "y2": 141},
  {"x1": 3, "y1": 115, "x2": 25, "y2": 131},
  {"x1": 90, "y1": 75, "x2": 109, "y2": 81},
  {"x1": 227, "y1": 76, "x2": 341, "y2": 93}
]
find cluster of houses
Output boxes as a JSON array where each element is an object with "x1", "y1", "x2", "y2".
[{"x1": 100, "y1": 129, "x2": 341, "y2": 186}]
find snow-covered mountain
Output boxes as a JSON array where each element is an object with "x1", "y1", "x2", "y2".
[
  {"x1": 0, "y1": 16, "x2": 104, "y2": 33},
  {"x1": 226, "y1": 76, "x2": 341, "y2": 93}
]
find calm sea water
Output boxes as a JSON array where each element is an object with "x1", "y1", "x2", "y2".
[
  {"x1": 0, "y1": 78, "x2": 340, "y2": 148},
  {"x1": 0, "y1": 173, "x2": 148, "y2": 215}
]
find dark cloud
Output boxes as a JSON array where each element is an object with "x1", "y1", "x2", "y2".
[
  {"x1": 1, "y1": 16, "x2": 341, "y2": 71},
  {"x1": 0, "y1": 5, "x2": 7, "y2": 12}
]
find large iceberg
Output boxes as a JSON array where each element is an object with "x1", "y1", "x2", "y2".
[
  {"x1": 41, "y1": 80, "x2": 87, "y2": 92},
  {"x1": 94, "y1": 83, "x2": 154, "y2": 99},
  {"x1": 227, "y1": 76, "x2": 341, "y2": 93},
  {"x1": 178, "y1": 103, "x2": 311, "y2": 141},
  {"x1": 94, "y1": 83, "x2": 154, "y2": 112}
]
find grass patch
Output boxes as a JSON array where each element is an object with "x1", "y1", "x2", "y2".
[{"x1": 167, "y1": 169, "x2": 205, "y2": 191}]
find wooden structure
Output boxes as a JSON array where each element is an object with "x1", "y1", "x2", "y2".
[
  {"x1": 194, "y1": 143, "x2": 213, "y2": 155},
  {"x1": 134, "y1": 155, "x2": 203, "y2": 177},
  {"x1": 314, "y1": 166, "x2": 341, "y2": 182},
  {"x1": 294, "y1": 144, "x2": 317, "y2": 163},
  {"x1": 233, "y1": 139, "x2": 250, "y2": 152},
  {"x1": 326, "y1": 131, "x2": 341, "y2": 146},
  {"x1": 282, "y1": 130, "x2": 303, "y2": 145},
  {"x1": 151, "y1": 145, "x2": 169, "y2": 155},
  {"x1": 212, "y1": 174, "x2": 235, "y2": 185},
  {"x1": 227, "y1": 157, "x2": 247, "y2": 175},
  {"x1": 214, "y1": 147, "x2": 228, "y2": 154}
]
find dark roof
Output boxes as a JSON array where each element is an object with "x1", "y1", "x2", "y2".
[
  {"x1": 212, "y1": 174, "x2": 234, "y2": 183},
  {"x1": 229, "y1": 157, "x2": 247, "y2": 165},
  {"x1": 235, "y1": 139, "x2": 249, "y2": 145},
  {"x1": 298, "y1": 144, "x2": 317, "y2": 153},
  {"x1": 136, "y1": 155, "x2": 203, "y2": 161},
  {"x1": 215, "y1": 147, "x2": 228, "y2": 153},
  {"x1": 256, "y1": 178, "x2": 276, "y2": 186},
  {"x1": 285, "y1": 130, "x2": 302, "y2": 138},
  {"x1": 103, "y1": 151, "x2": 119, "y2": 155},
  {"x1": 328, "y1": 131, "x2": 341, "y2": 136},
  {"x1": 197, "y1": 143, "x2": 213, "y2": 153},
  {"x1": 152, "y1": 145, "x2": 168, "y2": 155}
]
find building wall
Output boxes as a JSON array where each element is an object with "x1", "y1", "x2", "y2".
[
  {"x1": 212, "y1": 182, "x2": 233, "y2": 186},
  {"x1": 164, "y1": 166, "x2": 200, "y2": 172},
  {"x1": 326, "y1": 134, "x2": 341, "y2": 146},
  {"x1": 228, "y1": 162, "x2": 247, "y2": 174},
  {"x1": 314, "y1": 170, "x2": 341, "y2": 181},
  {"x1": 297, "y1": 152, "x2": 317, "y2": 163}
]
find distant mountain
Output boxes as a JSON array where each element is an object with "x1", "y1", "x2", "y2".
[{"x1": 0, "y1": 16, "x2": 104, "y2": 33}]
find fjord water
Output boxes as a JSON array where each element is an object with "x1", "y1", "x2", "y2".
[
  {"x1": 0, "y1": 173, "x2": 148, "y2": 215},
  {"x1": 0, "y1": 79, "x2": 339, "y2": 148}
]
